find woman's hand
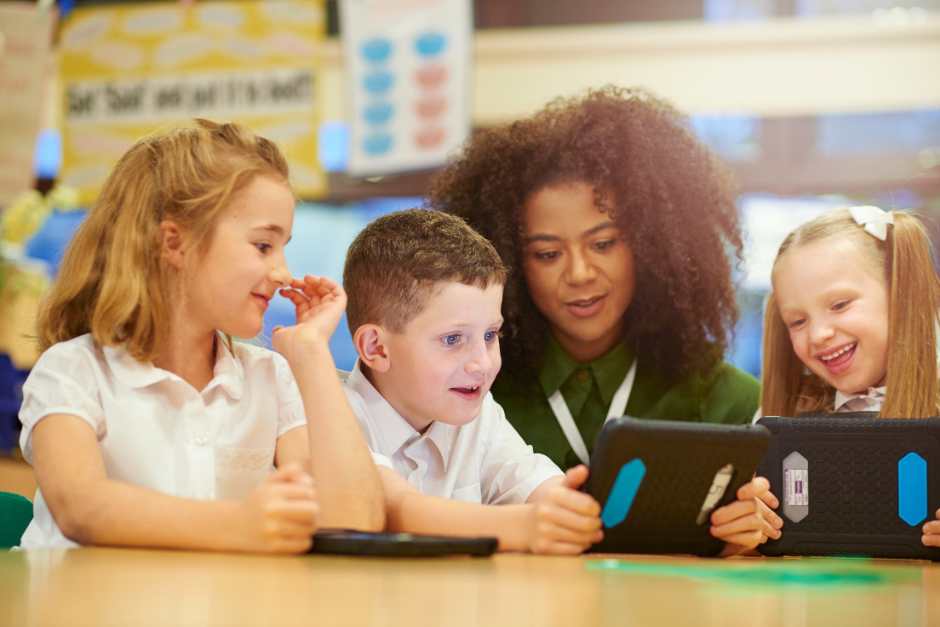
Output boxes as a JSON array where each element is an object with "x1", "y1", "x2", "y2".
[
  {"x1": 711, "y1": 477, "x2": 783, "y2": 557},
  {"x1": 272, "y1": 275, "x2": 347, "y2": 362}
]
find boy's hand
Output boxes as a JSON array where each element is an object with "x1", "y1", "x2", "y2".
[
  {"x1": 711, "y1": 476, "x2": 782, "y2": 557},
  {"x1": 922, "y1": 508, "x2": 940, "y2": 547},
  {"x1": 526, "y1": 466, "x2": 603, "y2": 555},
  {"x1": 235, "y1": 462, "x2": 319, "y2": 554},
  {"x1": 273, "y1": 275, "x2": 347, "y2": 360}
]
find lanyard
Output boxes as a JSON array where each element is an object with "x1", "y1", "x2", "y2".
[{"x1": 547, "y1": 357, "x2": 637, "y2": 466}]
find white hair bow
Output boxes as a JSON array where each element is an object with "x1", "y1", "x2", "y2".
[{"x1": 848, "y1": 205, "x2": 894, "y2": 241}]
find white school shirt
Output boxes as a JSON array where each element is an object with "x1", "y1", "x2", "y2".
[
  {"x1": 752, "y1": 386, "x2": 887, "y2": 423},
  {"x1": 833, "y1": 386, "x2": 885, "y2": 413},
  {"x1": 342, "y1": 360, "x2": 563, "y2": 505},
  {"x1": 17, "y1": 334, "x2": 306, "y2": 549}
]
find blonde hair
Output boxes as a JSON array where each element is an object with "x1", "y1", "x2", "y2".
[
  {"x1": 37, "y1": 119, "x2": 290, "y2": 362},
  {"x1": 761, "y1": 208, "x2": 940, "y2": 418}
]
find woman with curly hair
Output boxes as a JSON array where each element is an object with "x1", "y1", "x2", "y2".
[
  {"x1": 427, "y1": 86, "x2": 777, "y2": 552},
  {"x1": 428, "y1": 86, "x2": 761, "y2": 469}
]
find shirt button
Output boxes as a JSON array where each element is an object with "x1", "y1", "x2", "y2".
[
  {"x1": 577, "y1": 370, "x2": 589, "y2": 382},
  {"x1": 194, "y1": 434, "x2": 209, "y2": 446},
  {"x1": 409, "y1": 477, "x2": 421, "y2": 489}
]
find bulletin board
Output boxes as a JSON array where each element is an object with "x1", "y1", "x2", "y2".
[{"x1": 58, "y1": 0, "x2": 327, "y2": 205}]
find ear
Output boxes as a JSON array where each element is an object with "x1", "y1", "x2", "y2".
[
  {"x1": 353, "y1": 324, "x2": 391, "y2": 373},
  {"x1": 160, "y1": 220, "x2": 186, "y2": 269}
]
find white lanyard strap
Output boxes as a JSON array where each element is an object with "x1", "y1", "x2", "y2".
[{"x1": 547, "y1": 357, "x2": 638, "y2": 466}]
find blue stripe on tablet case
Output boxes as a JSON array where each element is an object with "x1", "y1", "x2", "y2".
[
  {"x1": 898, "y1": 452, "x2": 927, "y2": 526},
  {"x1": 601, "y1": 459, "x2": 646, "y2": 528}
]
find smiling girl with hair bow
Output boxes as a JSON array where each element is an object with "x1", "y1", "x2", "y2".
[{"x1": 762, "y1": 205, "x2": 940, "y2": 419}]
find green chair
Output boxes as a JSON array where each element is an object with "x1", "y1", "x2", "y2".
[{"x1": 0, "y1": 491, "x2": 32, "y2": 548}]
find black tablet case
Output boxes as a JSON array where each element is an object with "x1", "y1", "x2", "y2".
[
  {"x1": 308, "y1": 529, "x2": 498, "y2": 557},
  {"x1": 585, "y1": 418, "x2": 771, "y2": 557},
  {"x1": 756, "y1": 416, "x2": 940, "y2": 561}
]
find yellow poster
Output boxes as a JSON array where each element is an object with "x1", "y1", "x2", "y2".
[{"x1": 58, "y1": 0, "x2": 326, "y2": 204}]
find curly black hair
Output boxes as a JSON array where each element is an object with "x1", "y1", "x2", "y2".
[{"x1": 427, "y1": 85, "x2": 743, "y2": 385}]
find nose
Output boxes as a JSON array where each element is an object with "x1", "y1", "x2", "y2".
[
  {"x1": 269, "y1": 251, "x2": 291, "y2": 288},
  {"x1": 464, "y1": 340, "x2": 493, "y2": 375},
  {"x1": 808, "y1": 318, "x2": 835, "y2": 347},
  {"x1": 564, "y1": 247, "x2": 597, "y2": 286}
]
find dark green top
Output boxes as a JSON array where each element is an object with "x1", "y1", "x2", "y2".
[{"x1": 492, "y1": 334, "x2": 761, "y2": 470}]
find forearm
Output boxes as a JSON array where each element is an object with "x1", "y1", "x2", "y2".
[
  {"x1": 53, "y1": 479, "x2": 245, "y2": 551},
  {"x1": 382, "y1": 479, "x2": 530, "y2": 552},
  {"x1": 288, "y1": 344, "x2": 384, "y2": 531}
]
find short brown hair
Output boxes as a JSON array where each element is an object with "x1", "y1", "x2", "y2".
[
  {"x1": 38, "y1": 118, "x2": 290, "y2": 362},
  {"x1": 344, "y1": 208, "x2": 507, "y2": 334},
  {"x1": 761, "y1": 207, "x2": 940, "y2": 418}
]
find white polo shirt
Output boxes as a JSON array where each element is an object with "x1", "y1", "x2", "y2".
[
  {"x1": 17, "y1": 334, "x2": 306, "y2": 549},
  {"x1": 342, "y1": 360, "x2": 563, "y2": 505}
]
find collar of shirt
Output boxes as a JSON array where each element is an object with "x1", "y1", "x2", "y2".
[
  {"x1": 537, "y1": 333, "x2": 635, "y2": 405},
  {"x1": 833, "y1": 386, "x2": 886, "y2": 412},
  {"x1": 101, "y1": 334, "x2": 244, "y2": 399},
  {"x1": 345, "y1": 359, "x2": 457, "y2": 470}
]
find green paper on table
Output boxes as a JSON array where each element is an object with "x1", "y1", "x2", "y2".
[{"x1": 586, "y1": 558, "x2": 920, "y2": 589}]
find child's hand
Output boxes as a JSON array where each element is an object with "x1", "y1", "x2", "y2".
[
  {"x1": 526, "y1": 465, "x2": 603, "y2": 555},
  {"x1": 235, "y1": 462, "x2": 319, "y2": 554},
  {"x1": 273, "y1": 275, "x2": 347, "y2": 360},
  {"x1": 922, "y1": 508, "x2": 940, "y2": 547},
  {"x1": 710, "y1": 476, "x2": 783, "y2": 556}
]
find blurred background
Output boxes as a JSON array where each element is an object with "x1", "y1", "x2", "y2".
[{"x1": 1, "y1": 0, "x2": 939, "y2": 465}]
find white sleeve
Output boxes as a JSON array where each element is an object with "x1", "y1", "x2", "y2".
[
  {"x1": 19, "y1": 343, "x2": 106, "y2": 464},
  {"x1": 478, "y1": 396, "x2": 564, "y2": 505},
  {"x1": 752, "y1": 407, "x2": 763, "y2": 424},
  {"x1": 273, "y1": 353, "x2": 307, "y2": 437}
]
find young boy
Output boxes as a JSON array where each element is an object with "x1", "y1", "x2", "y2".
[
  {"x1": 341, "y1": 209, "x2": 602, "y2": 554},
  {"x1": 341, "y1": 209, "x2": 775, "y2": 555}
]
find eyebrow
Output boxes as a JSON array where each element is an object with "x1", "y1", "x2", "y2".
[
  {"x1": 525, "y1": 220, "x2": 618, "y2": 243},
  {"x1": 253, "y1": 224, "x2": 292, "y2": 243}
]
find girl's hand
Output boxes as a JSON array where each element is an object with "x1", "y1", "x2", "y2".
[
  {"x1": 272, "y1": 275, "x2": 347, "y2": 361},
  {"x1": 235, "y1": 462, "x2": 319, "y2": 554},
  {"x1": 525, "y1": 466, "x2": 604, "y2": 555},
  {"x1": 922, "y1": 508, "x2": 940, "y2": 547},
  {"x1": 711, "y1": 477, "x2": 782, "y2": 557}
]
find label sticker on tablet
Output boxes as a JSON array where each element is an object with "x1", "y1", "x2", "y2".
[
  {"x1": 785, "y1": 469, "x2": 809, "y2": 506},
  {"x1": 782, "y1": 451, "x2": 809, "y2": 523}
]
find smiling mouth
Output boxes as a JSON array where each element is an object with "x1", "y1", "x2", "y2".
[
  {"x1": 819, "y1": 342, "x2": 856, "y2": 361},
  {"x1": 567, "y1": 296, "x2": 604, "y2": 308}
]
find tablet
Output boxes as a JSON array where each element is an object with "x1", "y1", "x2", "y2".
[
  {"x1": 307, "y1": 529, "x2": 499, "y2": 557},
  {"x1": 584, "y1": 417, "x2": 771, "y2": 557},
  {"x1": 756, "y1": 416, "x2": 940, "y2": 561}
]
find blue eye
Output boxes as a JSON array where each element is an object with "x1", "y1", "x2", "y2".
[
  {"x1": 444, "y1": 334, "x2": 460, "y2": 346},
  {"x1": 484, "y1": 331, "x2": 497, "y2": 342},
  {"x1": 255, "y1": 243, "x2": 271, "y2": 253}
]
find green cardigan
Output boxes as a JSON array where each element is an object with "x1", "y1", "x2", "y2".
[{"x1": 492, "y1": 334, "x2": 761, "y2": 470}]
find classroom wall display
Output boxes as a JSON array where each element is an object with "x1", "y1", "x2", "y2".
[
  {"x1": 58, "y1": 0, "x2": 327, "y2": 205},
  {"x1": 339, "y1": 0, "x2": 472, "y2": 177},
  {"x1": 0, "y1": 3, "x2": 56, "y2": 207}
]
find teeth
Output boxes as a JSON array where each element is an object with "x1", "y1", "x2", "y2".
[{"x1": 821, "y1": 343, "x2": 856, "y2": 361}]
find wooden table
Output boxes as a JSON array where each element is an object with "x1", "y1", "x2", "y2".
[{"x1": 1, "y1": 548, "x2": 938, "y2": 627}]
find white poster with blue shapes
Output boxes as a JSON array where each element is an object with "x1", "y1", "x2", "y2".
[{"x1": 339, "y1": 0, "x2": 471, "y2": 177}]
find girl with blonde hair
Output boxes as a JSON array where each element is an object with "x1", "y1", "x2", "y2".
[
  {"x1": 762, "y1": 206, "x2": 940, "y2": 419},
  {"x1": 18, "y1": 119, "x2": 383, "y2": 551}
]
